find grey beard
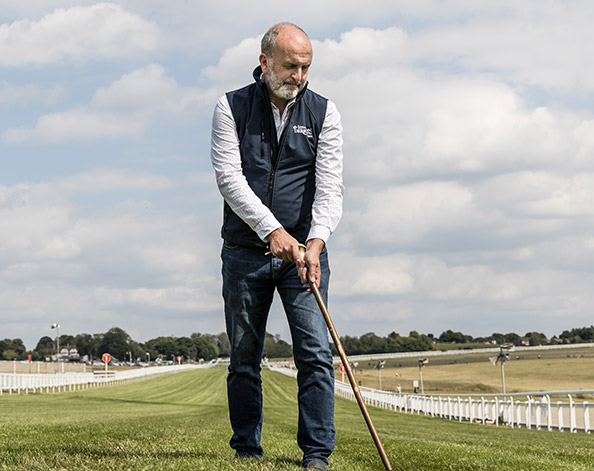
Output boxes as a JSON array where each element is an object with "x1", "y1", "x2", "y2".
[{"x1": 266, "y1": 68, "x2": 305, "y2": 101}]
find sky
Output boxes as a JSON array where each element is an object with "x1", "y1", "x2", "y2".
[{"x1": 1, "y1": 1, "x2": 594, "y2": 350}]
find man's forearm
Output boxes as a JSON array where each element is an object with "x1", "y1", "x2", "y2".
[
  {"x1": 211, "y1": 96, "x2": 281, "y2": 241},
  {"x1": 308, "y1": 100, "x2": 344, "y2": 243}
]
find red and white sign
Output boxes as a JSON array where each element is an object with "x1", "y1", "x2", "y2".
[
  {"x1": 339, "y1": 364, "x2": 345, "y2": 373},
  {"x1": 102, "y1": 353, "x2": 111, "y2": 363}
]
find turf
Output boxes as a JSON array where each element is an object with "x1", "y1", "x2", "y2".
[{"x1": 0, "y1": 368, "x2": 592, "y2": 470}]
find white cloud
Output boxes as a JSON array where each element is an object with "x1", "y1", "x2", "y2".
[
  {"x1": 314, "y1": 67, "x2": 580, "y2": 186},
  {"x1": 0, "y1": 1, "x2": 92, "y2": 18},
  {"x1": 0, "y1": 169, "x2": 223, "y2": 346},
  {"x1": 351, "y1": 181, "x2": 478, "y2": 248},
  {"x1": 328, "y1": 248, "x2": 594, "y2": 338},
  {"x1": 312, "y1": 27, "x2": 409, "y2": 79},
  {"x1": 349, "y1": 259, "x2": 415, "y2": 296},
  {"x1": 530, "y1": 236, "x2": 594, "y2": 270},
  {"x1": 0, "y1": 3, "x2": 159, "y2": 67},
  {"x1": 410, "y1": 4, "x2": 594, "y2": 91},
  {"x1": 53, "y1": 167, "x2": 173, "y2": 194},
  {"x1": 341, "y1": 170, "x2": 594, "y2": 257},
  {"x1": 0, "y1": 81, "x2": 64, "y2": 106},
  {"x1": 92, "y1": 64, "x2": 188, "y2": 112},
  {"x1": 0, "y1": 170, "x2": 168, "y2": 264},
  {"x1": 95, "y1": 285, "x2": 220, "y2": 313},
  {"x1": 200, "y1": 36, "x2": 261, "y2": 90},
  {"x1": 0, "y1": 183, "x2": 74, "y2": 262},
  {"x1": 2, "y1": 64, "x2": 215, "y2": 143},
  {"x1": 3, "y1": 108, "x2": 144, "y2": 143},
  {"x1": 574, "y1": 120, "x2": 594, "y2": 168},
  {"x1": 478, "y1": 172, "x2": 594, "y2": 218}
]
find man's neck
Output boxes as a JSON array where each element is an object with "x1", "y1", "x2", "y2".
[{"x1": 269, "y1": 93, "x2": 288, "y2": 116}]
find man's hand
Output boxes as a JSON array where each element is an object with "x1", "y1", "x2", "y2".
[
  {"x1": 299, "y1": 238, "x2": 325, "y2": 288},
  {"x1": 268, "y1": 227, "x2": 303, "y2": 263},
  {"x1": 268, "y1": 230, "x2": 325, "y2": 288}
]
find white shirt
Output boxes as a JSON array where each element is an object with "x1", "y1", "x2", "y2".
[{"x1": 210, "y1": 92, "x2": 344, "y2": 244}]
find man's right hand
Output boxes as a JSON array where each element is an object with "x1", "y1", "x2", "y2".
[{"x1": 268, "y1": 227, "x2": 303, "y2": 264}]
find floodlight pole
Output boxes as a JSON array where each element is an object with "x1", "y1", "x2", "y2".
[
  {"x1": 377, "y1": 360, "x2": 385, "y2": 390},
  {"x1": 500, "y1": 359, "x2": 506, "y2": 394},
  {"x1": 379, "y1": 365, "x2": 382, "y2": 390},
  {"x1": 418, "y1": 359, "x2": 428, "y2": 394},
  {"x1": 499, "y1": 346, "x2": 507, "y2": 394},
  {"x1": 50, "y1": 323, "x2": 60, "y2": 360},
  {"x1": 497, "y1": 345, "x2": 513, "y2": 395},
  {"x1": 489, "y1": 345, "x2": 511, "y2": 395}
]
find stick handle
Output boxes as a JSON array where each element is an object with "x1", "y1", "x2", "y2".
[{"x1": 309, "y1": 282, "x2": 393, "y2": 471}]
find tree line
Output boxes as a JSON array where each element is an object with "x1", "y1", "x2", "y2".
[
  {"x1": 0, "y1": 327, "x2": 292, "y2": 363},
  {"x1": 432, "y1": 327, "x2": 593, "y2": 346},
  {"x1": 330, "y1": 326, "x2": 594, "y2": 356},
  {"x1": 1, "y1": 325, "x2": 593, "y2": 362}
]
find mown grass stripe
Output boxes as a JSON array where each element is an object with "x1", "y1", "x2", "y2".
[{"x1": 0, "y1": 368, "x2": 592, "y2": 470}]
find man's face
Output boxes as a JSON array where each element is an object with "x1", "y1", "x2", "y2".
[
  {"x1": 260, "y1": 28, "x2": 312, "y2": 103},
  {"x1": 265, "y1": 57, "x2": 308, "y2": 101}
]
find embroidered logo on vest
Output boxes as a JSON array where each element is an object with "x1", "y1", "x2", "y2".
[{"x1": 293, "y1": 125, "x2": 313, "y2": 138}]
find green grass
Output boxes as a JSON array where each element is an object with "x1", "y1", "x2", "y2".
[{"x1": 1, "y1": 368, "x2": 593, "y2": 470}]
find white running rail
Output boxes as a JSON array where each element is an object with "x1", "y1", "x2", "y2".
[
  {"x1": 269, "y1": 366, "x2": 593, "y2": 434},
  {"x1": 0, "y1": 364, "x2": 209, "y2": 395}
]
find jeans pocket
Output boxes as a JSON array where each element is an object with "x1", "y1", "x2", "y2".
[{"x1": 223, "y1": 241, "x2": 241, "y2": 250}]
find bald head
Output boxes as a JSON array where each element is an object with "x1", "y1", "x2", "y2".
[{"x1": 261, "y1": 23, "x2": 310, "y2": 58}]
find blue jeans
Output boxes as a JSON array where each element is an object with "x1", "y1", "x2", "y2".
[{"x1": 221, "y1": 242, "x2": 335, "y2": 465}]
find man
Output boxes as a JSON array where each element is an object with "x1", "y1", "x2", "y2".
[{"x1": 210, "y1": 23, "x2": 344, "y2": 470}]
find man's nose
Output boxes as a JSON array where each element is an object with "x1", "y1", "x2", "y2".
[{"x1": 292, "y1": 68, "x2": 304, "y2": 82}]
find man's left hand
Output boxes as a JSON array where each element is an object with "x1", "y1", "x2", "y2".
[{"x1": 299, "y1": 238, "x2": 325, "y2": 288}]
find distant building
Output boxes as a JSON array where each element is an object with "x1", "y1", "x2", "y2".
[{"x1": 54, "y1": 345, "x2": 80, "y2": 362}]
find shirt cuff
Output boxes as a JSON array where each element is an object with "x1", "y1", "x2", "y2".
[
  {"x1": 306, "y1": 225, "x2": 331, "y2": 244},
  {"x1": 254, "y1": 216, "x2": 282, "y2": 243}
]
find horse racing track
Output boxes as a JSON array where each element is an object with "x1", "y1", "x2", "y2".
[{"x1": 1, "y1": 367, "x2": 593, "y2": 470}]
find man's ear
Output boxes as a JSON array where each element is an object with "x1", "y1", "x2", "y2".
[{"x1": 259, "y1": 53, "x2": 269, "y2": 74}]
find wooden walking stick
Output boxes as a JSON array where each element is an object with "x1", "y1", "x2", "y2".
[{"x1": 300, "y1": 246, "x2": 393, "y2": 471}]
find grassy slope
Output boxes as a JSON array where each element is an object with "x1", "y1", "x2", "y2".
[
  {"x1": 0, "y1": 368, "x2": 593, "y2": 471},
  {"x1": 353, "y1": 348, "x2": 594, "y2": 394}
]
